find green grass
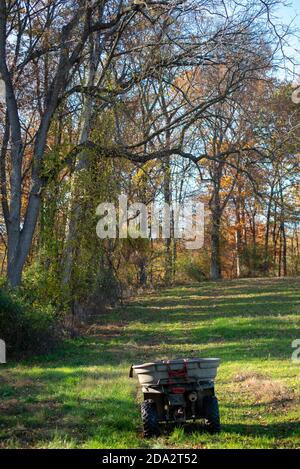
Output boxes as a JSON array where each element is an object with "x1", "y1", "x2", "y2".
[{"x1": 0, "y1": 277, "x2": 299, "y2": 448}]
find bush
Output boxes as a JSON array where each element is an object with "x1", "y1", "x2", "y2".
[
  {"x1": 0, "y1": 287, "x2": 59, "y2": 356},
  {"x1": 184, "y1": 262, "x2": 207, "y2": 282},
  {"x1": 22, "y1": 261, "x2": 69, "y2": 314}
]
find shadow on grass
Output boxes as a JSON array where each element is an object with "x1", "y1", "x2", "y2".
[
  {"x1": 220, "y1": 421, "x2": 300, "y2": 437},
  {"x1": 160, "y1": 420, "x2": 300, "y2": 439},
  {"x1": 1, "y1": 277, "x2": 299, "y2": 448},
  {"x1": 120, "y1": 295, "x2": 300, "y2": 324},
  {"x1": 0, "y1": 392, "x2": 139, "y2": 448}
]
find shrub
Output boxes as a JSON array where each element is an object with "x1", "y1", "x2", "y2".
[
  {"x1": 22, "y1": 261, "x2": 69, "y2": 314},
  {"x1": 0, "y1": 287, "x2": 59, "y2": 356},
  {"x1": 184, "y1": 262, "x2": 207, "y2": 282}
]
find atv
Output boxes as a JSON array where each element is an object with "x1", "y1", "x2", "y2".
[{"x1": 130, "y1": 358, "x2": 221, "y2": 437}]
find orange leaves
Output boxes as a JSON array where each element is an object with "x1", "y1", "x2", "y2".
[{"x1": 220, "y1": 174, "x2": 234, "y2": 190}]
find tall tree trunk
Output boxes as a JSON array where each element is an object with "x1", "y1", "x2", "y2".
[
  {"x1": 282, "y1": 222, "x2": 287, "y2": 276},
  {"x1": 139, "y1": 260, "x2": 147, "y2": 286},
  {"x1": 62, "y1": 34, "x2": 99, "y2": 286},
  {"x1": 163, "y1": 154, "x2": 173, "y2": 285},
  {"x1": 1, "y1": 4, "x2": 103, "y2": 286},
  {"x1": 280, "y1": 185, "x2": 287, "y2": 277},
  {"x1": 210, "y1": 186, "x2": 222, "y2": 280},
  {"x1": 172, "y1": 236, "x2": 177, "y2": 280},
  {"x1": 252, "y1": 210, "x2": 257, "y2": 275},
  {"x1": 264, "y1": 183, "x2": 274, "y2": 274},
  {"x1": 272, "y1": 201, "x2": 278, "y2": 273},
  {"x1": 234, "y1": 183, "x2": 243, "y2": 278},
  {"x1": 1, "y1": 3, "x2": 23, "y2": 286},
  {"x1": 209, "y1": 145, "x2": 224, "y2": 281},
  {"x1": 235, "y1": 231, "x2": 240, "y2": 278},
  {"x1": 161, "y1": 92, "x2": 173, "y2": 286},
  {"x1": 278, "y1": 228, "x2": 282, "y2": 277}
]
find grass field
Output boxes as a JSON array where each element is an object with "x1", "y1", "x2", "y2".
[{"x1": 0, "y1": 277, "x2": 299, "y2": 449}]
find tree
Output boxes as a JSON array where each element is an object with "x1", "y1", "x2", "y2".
[{"x1": 0, "y1": 0, "x2": 292, "y2": 286}]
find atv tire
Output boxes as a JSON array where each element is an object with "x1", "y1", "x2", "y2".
[
  {"x1": 203, "y1": 396, "x2": 221, "y2": 433},
  {"x1": 141, "y1": 399, "x2": 160, "y2": 438}
]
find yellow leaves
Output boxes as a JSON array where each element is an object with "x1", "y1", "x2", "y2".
[
  {"x1": 132, "y1": 161, "x2": 158, "y2": 186},
  {"x1": 133, "y1": 167, "x2": 147, "y2": 184},
  {"x1": 220, "y1": 174, "x2": 233, "y2": 190}
]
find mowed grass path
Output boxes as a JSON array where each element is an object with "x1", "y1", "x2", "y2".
[{"x1": 0, "y1": 278, "x2": 299, "y2": 448}]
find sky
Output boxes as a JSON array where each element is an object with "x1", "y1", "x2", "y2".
[
  {"x1": 278, "y1": 0, "x2": 300, "y2": 24},
  {"x1": 276, "y1": 0, "x2": 300, "y2": 79}
]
